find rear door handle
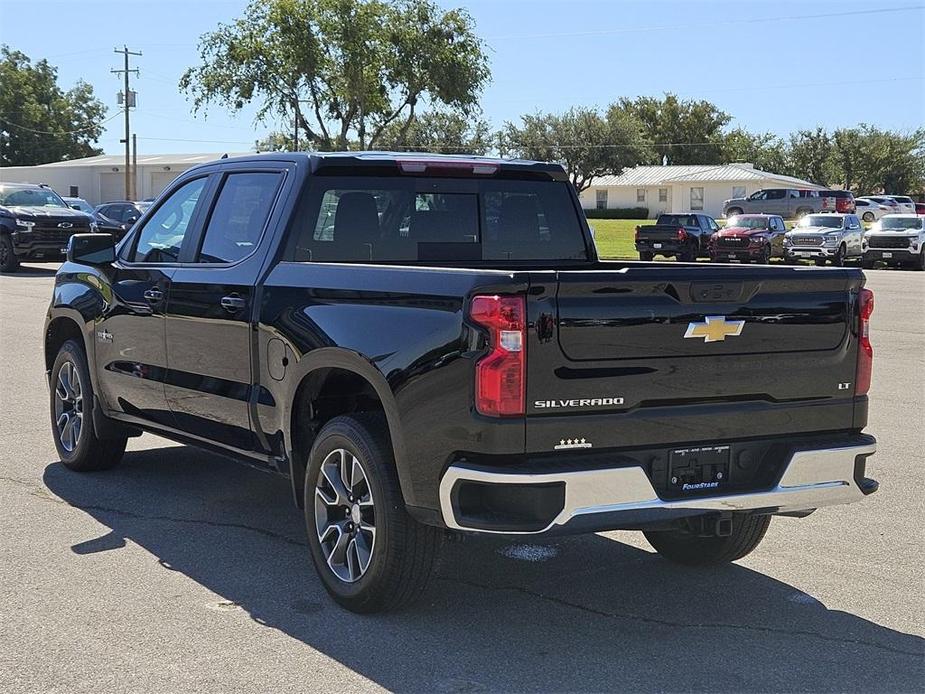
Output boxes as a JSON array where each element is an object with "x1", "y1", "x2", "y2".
[
  {"x1": 220, "y1": 295, "x2": 246, "y2": 313},
  {"x1": 143, "y1": 288, "x2": 164, "y2": 303}
]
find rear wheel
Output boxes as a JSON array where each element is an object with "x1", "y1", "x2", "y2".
[
  {"x1": 644, "y1": 514, "x2": 772, "y2": 566},
  {"x1": 795, "y1": 207, "x2": 812, "y2": 219},
  {"x1": 50, "y1": 339, "x2": 127, "y2": 471},
  {"x1": 638, "y1": 251, "x2": 654, "y2": 262},
  {"x1": 678, "y1": 244, "x2": 697, "y2": 263},
  {"x1": 861, "y1": 257, "x2": 875, "y2": 270},
  {"x1": 303, "y1": 414, "x2": 442, "y2": 613},
  {"x1": 0, "y1": 234, "x2": 19, "y2": 273},
  {"x1": 862, "y1": 211, "x2": 875, "y2": 222}
]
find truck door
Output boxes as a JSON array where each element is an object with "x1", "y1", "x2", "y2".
[
  {"x1": 164, "y1": 167, "x2": 287, "y2": 452},
  {"x1": 94, "y1": 175, "x2": 211, "y2": 428}
]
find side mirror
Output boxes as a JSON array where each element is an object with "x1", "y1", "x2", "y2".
[
  {"x1": 67, "y1": 233, "x2": 115, "y2": 265},
  {"x1": 127, "y1": 216, "x2": 139, "y2": 223}
]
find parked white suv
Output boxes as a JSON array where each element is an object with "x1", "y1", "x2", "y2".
[
  {"x1": 783, "y1": 213, "x2": 864, "y2": 266},
  {"x1": 863, "y1": 214, "x2": 925, "y2": 270},
  {"x1": 884, "y1": 196, "x2": 916, "y2": 215}
]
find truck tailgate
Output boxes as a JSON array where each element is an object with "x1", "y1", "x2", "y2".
[{"x1": 525, "y1": 265, "x2": 864, "y2": 453}]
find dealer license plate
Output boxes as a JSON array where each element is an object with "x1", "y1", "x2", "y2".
[
  {"x1": 883, "y1": 252, "x2": 892, "y2": 258},
  {"x1": 653, "y1": 243, "x2": 662, "y2": 249}
]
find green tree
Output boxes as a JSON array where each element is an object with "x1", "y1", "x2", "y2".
[
  {"x1": 0, "y1": 46, "x2": 107, "y2": 166},
  {"x1": 847, "y1": 125, "x2": 925, "y2": 195},
  {"x1": 501, "y1": 106, "x2": 651, "y2": 193},
  {"x1": 616, "y1": 93, "x2": 730, "y2": 165},
  {"x1": 180, "y1": 0, "x2": 490, "y2": 151},
  {"x1": 373, "y1": 110, "x2": 491, "y2": 154},
  {"x1": 788, "y1": 128, "x2": 836, "y2": 185},
  {"x1": 721, "y1": 128, "x2": 788, "y2": 173}
]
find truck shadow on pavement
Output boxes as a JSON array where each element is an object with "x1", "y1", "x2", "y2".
[{"x1": 43, "y1": 446, "x2": 924, "y2": 693}]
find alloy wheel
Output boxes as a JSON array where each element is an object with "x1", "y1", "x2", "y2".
[
  {"x1": 54, "y1": 361, "x2": 83, "y2": 452},
  {"x1": 314, "y1": 448, "x2": 376, "y2": 583}
]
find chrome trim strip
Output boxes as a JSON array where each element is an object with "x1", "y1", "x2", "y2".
[{"x1": 438, "y1": 443, "x2": 876, "y2": 534}]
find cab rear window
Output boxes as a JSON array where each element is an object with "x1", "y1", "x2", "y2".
[{"x1": 286, "y1": 176, "x2": 589, "y2": 263}]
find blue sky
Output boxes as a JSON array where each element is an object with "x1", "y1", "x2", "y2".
[{"x1": 1, "y1": 0, "x2": 923, "y2": 157}]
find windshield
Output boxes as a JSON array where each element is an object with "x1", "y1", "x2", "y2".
[
  {"x1": 0, "y1": 187, "x2": 68, "y2": 208},
  {"x1": 799, "y1": 215, "x2": 842, "y2": 229},
  {"x1": 880, "y1": 217, "x2": 923, "y2": 231},
  {"x1": 726, "y1": 216, "x2": 769, "y2": 230}
]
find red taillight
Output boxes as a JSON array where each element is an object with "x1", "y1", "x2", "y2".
[
  {"x1": 856, "y1": 288, "x2": 874, "y2": 395},
  {"x1": 469, "y1": 295, "x2": 526, "y2": 416},
  {"x1": 676, "y1": 227, "x2": 687, "y2": 241}
]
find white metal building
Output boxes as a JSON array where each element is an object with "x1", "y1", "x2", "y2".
[
  {"x1": 579, "y1": 163, "x2": 828, "y2": 219},
  {"x1": 0, "y1": 152, "x2": 248, "y2": 206}
]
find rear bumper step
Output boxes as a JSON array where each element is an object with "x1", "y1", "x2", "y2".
[{"x1": 439, "y1": 440, "x2": 877, "y2": 534}]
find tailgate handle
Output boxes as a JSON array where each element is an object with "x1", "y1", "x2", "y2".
[{"x1": 690, "y1": 282, "x2": 745, "y2": 303}]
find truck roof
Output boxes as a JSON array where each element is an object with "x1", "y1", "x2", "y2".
[{"x1": 195, "y1": 151, "x2": 569, "y2": 181}]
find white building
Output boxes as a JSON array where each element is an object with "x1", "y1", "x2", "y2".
[
  {"x1": 579, "y1": 163, "x2": 827, "y2": 219},
  {"x1": 0, "y1": 152, "x2": 248, "y2": 206}
]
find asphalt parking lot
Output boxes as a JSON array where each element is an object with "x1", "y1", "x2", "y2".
[{"x1": 1, "y1": 264, "x2": 923, "y2": 693}]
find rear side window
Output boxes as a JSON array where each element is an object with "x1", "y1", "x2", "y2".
[
  {"x1": 197, "y1": 172, "x2": 282, "y2": 263},
  {"x1": 286, "y1": 176, "x2": 588, "y2": 263}
]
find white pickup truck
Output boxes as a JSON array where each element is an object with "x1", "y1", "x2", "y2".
[{"x1": 863, "y1": 214, "x2": 925, "y2": 270}]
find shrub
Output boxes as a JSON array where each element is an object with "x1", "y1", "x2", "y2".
[{"x1": 583, "y1": 207, "x2": 649, "y2": 219}]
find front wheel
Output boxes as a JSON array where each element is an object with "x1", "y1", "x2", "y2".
[
  {"x1": 832, "y1": 245, "x2": 846, "y2": 267},
  {"x1": 916, "y1": 249, "x2": 925, "y2": 271},
  {"x1": 814, "y1": 257, "x2": 827, "y2": 267},
  {"x1": 644, "y1": 514, "x2": 772, "y2": 566},
  {"x1": 0, "y1": 234, "x2": 19, "y2": 273},
  {"x1": 725, "y1": 207, "x2": 742, "y2": 217},
  {"x1": 758, "y1": 244, "x2": 771, "y2": 265},
  {"x1": 304, "y1": 414, "x2": 442, "y2": 613},
  {"x1": 50, "y1": 339, "x2": 127, "y2": 471}
]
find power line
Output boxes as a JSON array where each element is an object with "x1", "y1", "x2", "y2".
[
  {"x1": 0, "y1": 112, "x2": 121, "y2": 135},
  {"x1": 486, "y1": 5, "x2": 924, "y2": 40}
]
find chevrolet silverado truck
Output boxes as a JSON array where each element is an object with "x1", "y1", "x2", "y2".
[
  {"x1": 1, "y1": 182, "x2": 95, "y2": 272},
  {"x1": 45, "y1": 152, "x2": 878, "y2": 613},
  {"x1": 862, "y1": 214, "x2": 925, "y2": 270},
  {"x1": 634, "y1": 213, "x2": 719, "y2": 261}
]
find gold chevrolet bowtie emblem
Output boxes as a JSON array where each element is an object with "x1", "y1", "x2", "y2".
[{"x1": 684, "y1": 316, "x2": 745, "y2": 343}]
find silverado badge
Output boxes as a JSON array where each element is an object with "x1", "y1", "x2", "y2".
[{"x1": 684, "y1": 316, "x2": 745, "y2": 343}]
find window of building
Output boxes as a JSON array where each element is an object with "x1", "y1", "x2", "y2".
[
  {"x1": 690, "y1": 187, "x2": 704, "y2": 211},
  {"x1": 732, "y1": 186, "x2": 746, "y2": 199},
  {"x1": 658, "y1": 188, "x2": 668, "y2": 203},
  {"x1": 636, "y1": 188, "x2": 646, "y2": 203},
  {"x1": 595, "y1": 189, "x2": 607, "y2": 210}
]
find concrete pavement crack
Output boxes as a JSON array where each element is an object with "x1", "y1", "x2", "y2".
[
  {"x1": 439, "y1": 576, "x2": 924, "y2": 658},
  {"x1": 0, "y1": 476, "x2": 305, "y2": 547}
]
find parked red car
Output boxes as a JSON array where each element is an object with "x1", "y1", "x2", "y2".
[
  {"x1": 915, "y1": 202, "x2": 925, "y2": 215},
  {"x1": 709, "y1": 214, "x2": 788, "y2": 264}
]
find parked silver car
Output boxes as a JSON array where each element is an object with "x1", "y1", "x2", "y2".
[
  {"x1": 723, "y1": 188, "x2": 851, "y2": 219},
  {"x1": 783, "y1": 213, "x2": 864, "y2": 266}
]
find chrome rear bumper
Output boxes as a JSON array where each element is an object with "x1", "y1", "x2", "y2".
[{"x1": 439, "y1": 442, "x2": 877, "y2": 534}]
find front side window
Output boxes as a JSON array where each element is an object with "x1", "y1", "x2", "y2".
[
  {"x1": 287, "y1": 176, "x2": 588, "y2": 263},
  {"x1": 198, "y1": 172, "x2": 282, "y2": 263},
  {"x1": 132, "y1": 177, "x2": 207, "y2": 263},
  {"x1": 595, "y1": 189, "x2": 607, "y2": 210},
  {"x1": 690, "y1": 187, "x2": 704, "y2": 210},
  {"x1": 636, "y1": 188, "x2": 646, "y2": 203}
]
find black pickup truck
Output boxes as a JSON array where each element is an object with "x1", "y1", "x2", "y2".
[
  {"x1": 634, "y1": 213, "x2": 720, "y2": 261},
  {"x1": 45, "y1": 152, "x2": 878, "y2": 613}
]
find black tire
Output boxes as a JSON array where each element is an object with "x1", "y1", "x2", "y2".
[
  {"x1": 916, "y1": 249, "x2": 925, "y2": 271},
  {"x1": 862, "y1": 211, "x2": 875, "y2": 222},
  {"x1": 832, "y1": 244, "x2": 846, "y2": 267},
  {"x1": 303, "y1": 414, "x2": 442, "y2": 613},
  {"x1": 50, "y1": 339, "x2": 127, "y2": 471},
  {"x1": 814, "y1": 257, "x2": 827, "y2": 267},
  {"x1": 644, "y1": 514, "x2": 772, "y2": 566},
  {"x1": 795, "y1": 207, "x2": 812, "y2": 219},
  {"x1": 638, "y1": 251, "x2": 654, "y2": 262},
  {"x1": 758, "y1": 244, "x2": 771, "y2": 265},
  {"x1": 678, "y1": 244, "x2": 697, "y2": 263},
  {"x1": 0, "y1": 234, "x2": 19, "y2": 273},
  {"x1": 726, "y1": 207, "x2": 742, "y2": 217},
  {"x1": 861, "y1": 257, "x2": 875, "y2": 270}
]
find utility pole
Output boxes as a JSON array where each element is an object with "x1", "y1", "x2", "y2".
[
  {"x1": 132, "y1": 133, "x2": 138, "y2": 200},
  {"x1": 112, "y1": 46, "x2": 141, "y2": 200}
]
